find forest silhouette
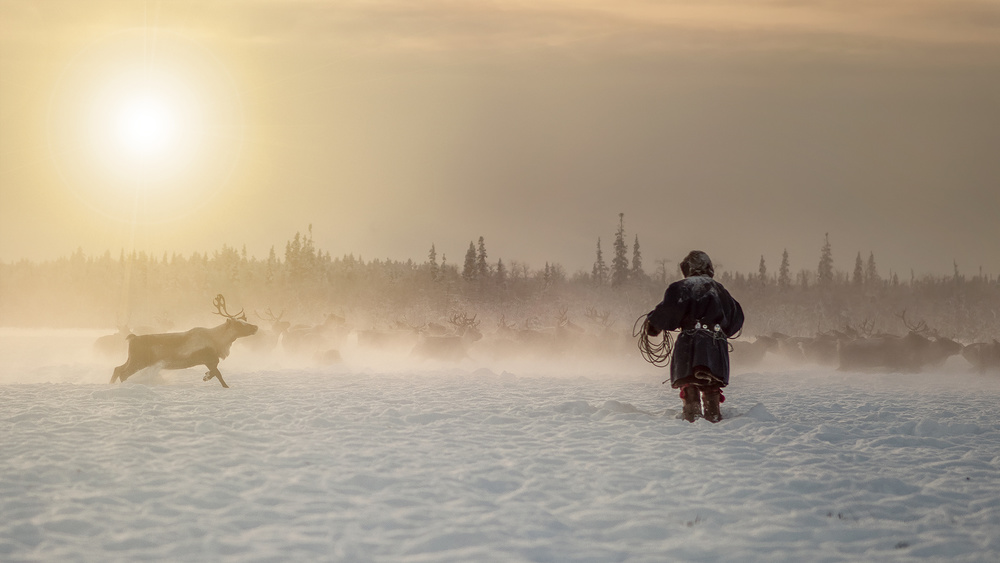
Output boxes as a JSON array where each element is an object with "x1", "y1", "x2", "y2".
[{"x1": 1, "y1": 224, "x2": 997, "y2": 350}]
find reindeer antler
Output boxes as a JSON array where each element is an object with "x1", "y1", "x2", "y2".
[
  {"x1": 554, "y1": 306, "x2": 569, "y2": 327},
  {"x1": 213, "y1": 294, "x2": 247, "y2": 321},
  {"x1": 255, "y1": 308, "x2": 284, "y2": 323},
  {"x1": 897, "y1": 310, "x2": 927, "y2": 334},
  {"x1": 497, "y1": 315, "x2": 516, "y2": 331},
  {"x1": 584, "y1": 307, "x2": 614, "y2": 328},
  {"x1": 450, "y1": 312, "x2": 480, "y2": 328},
  {"x1": 859, "y1": 317, "x2": 876, "y2": 338},
  {"x1": 394, "y1": 317, "x2": 426, "y2": 332}
]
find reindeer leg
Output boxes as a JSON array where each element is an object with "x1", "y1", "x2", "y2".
[
  {"x1": 202, "y1": 356, "x2": 217, "y2": 381},
  {"x1": 111, "y1": 362, "x2": 139, "y2": 384},
  {"x1": 203, "y1": 360, "x2": 229, "y2": 388}
]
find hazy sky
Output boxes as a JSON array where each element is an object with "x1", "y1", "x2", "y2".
[{"x1": 2, "y1": 0, "x2": 998, "y2": 278}]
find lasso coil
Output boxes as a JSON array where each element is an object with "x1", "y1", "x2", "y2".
[{"x1": 633, "y1": 314, "x2": 672, "y2": 368}]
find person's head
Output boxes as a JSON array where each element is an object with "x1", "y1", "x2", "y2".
[{"x1": 680, "y1": 250, "x2": 714, "y2": 278}]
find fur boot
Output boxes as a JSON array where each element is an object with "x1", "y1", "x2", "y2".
[
  {"x1": 702, "y1": 387, "x2": 723, "y2": 423},
  {"x1": 680, "y1": 386, "x2": 702, "y2": 422}
]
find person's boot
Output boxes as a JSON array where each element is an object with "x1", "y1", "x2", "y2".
[
  {"x1": 702, "y1": 387, "x2": 723, "y2": 423},
  {"x1": 680, "y1": 385, "x2": 701, "y2": 422}
]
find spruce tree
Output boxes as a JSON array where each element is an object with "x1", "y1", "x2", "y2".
[
  {"x1": 865, "y1": 252, "x2": 880, "y2": 286},
  {"x1": 592, "y1": 238, "x2": 608, "y2": 286},
  {"x1": 266, "y1": 246, "x2": 277, "y2": 285},
  {"x1": 462, "y1": 241, "x2": 477, "y2": 282},
  {"x1": 428, "y1": 244, "x2": 439, "y2": 280},
  {"x1": 611, "y1": 213, "x2": 629, "y2": 287},
  {"x1": 778, "y1": 249, "x2": 790, "y2": 289},
  {"x1": 496, "y1": 258, "x2": 507, "y2": 287},
  {"x1": 631, "y1": 235, "x2": 644, "y2": 281},
  {"x1": 653, "y1": 259, "x2": 670, "y2": 285},
  {"x1": 302, "y1": 225, "x2": 317, "y2": 278},
  {"x1": 853, "y1": 252, "x2": 864, "y2": 286},
  {"x1": 285, "y1": 232, "x2": 301, "y2": 277},
  {"x1": 818, "y1": 233, "x2": 834, "y2": 286},
  {"x1": 758, "y1": 255, "x2": 768, "y2": 287},
  {"x1": 476, "y1": 236, "x2": 489, "y2": 279}
]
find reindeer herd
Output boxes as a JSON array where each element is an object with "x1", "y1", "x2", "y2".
[
  {"x1": 732, "y1": 312, "x2": 1000, "y2": 374},
  {"x1": 99, "y1": 296, "x2": 1000, "y2": 388},
  {"x1": 243, "y1": 305, "x2": 632, "y2": 365}
]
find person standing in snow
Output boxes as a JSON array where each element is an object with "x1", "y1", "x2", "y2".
[{"x1": 644, "y1": 250, "x2": 744, "y2": 422}]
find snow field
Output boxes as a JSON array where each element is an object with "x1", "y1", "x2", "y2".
[{"x1": 1, "y1": 330, "x2": 999, "y2": 562}]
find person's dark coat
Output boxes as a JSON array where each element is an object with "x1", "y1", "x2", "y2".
[{"x1": 646, "y1": 274, "x2": 744, "y2": 387}]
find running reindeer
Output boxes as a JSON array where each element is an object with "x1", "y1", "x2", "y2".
[{"x1": 110, "y1": 294, "x2": 258, "y2": 388}]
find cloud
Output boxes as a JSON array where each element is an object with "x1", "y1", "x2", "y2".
[
  {"x1": 209, "y1": 0, "x2": 1000, "y2": 59},
  {"x1": 4, "y1": 1, "x2": 999, "y2": 66}
]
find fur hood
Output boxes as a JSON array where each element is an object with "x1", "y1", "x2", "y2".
[{"x1": 680, "y1": 250, "x2": 714, "y2": 278}]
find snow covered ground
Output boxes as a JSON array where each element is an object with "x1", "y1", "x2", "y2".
[{"x1": 2, "y1": 329, "x2": 999, "y2": 562}]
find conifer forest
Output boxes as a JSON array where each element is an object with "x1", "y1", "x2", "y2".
[{"x1": 3, "y1": 219, "x2": 997, "y2": 353}]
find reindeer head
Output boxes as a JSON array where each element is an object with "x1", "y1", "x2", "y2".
[
  {"x1": 554, "y1": 306, "x2": 569, "y2": 328},
  {"x1": 450, "y1": 312, "x2": 482, "y2": 341},
  {"x1": 256, "y1": 308, "x2": 290, "y2": 333},
  {"x1": 496, "y1": 315, "x2": 517, "y2": 336},
  {"x1": 214, "y1": 294, "x2": 258, "y2": 336},
  {"x1": 897, "y1": 310, "x2": 929, "y2": 335},
  {"x1": 584, "y1": 307, "x2": 615, "y2": 330}
]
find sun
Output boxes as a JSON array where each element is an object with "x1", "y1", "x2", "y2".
[
  {"x1": 91, "y1": 70, "x2": 195, "y2": 172},
  {"x1": 115, "y1": 94, "x2": 178, "y2": 158},
  {"x1": 48, "y1": 29, "x2": 244, "y2": 222}
]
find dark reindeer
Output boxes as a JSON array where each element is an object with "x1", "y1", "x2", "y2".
[
  {"x1": 730, "y1": 334, "x2": 777, "y2": 368},
  {"x1": 240, "y1": 308, "x2": 290, "y2": 355},
  {"x1": 93, "y1": 323, "x2": 132, "y2": 359},
  {"x1": 283, "y1": 312, "x2": 349, "y2": 356},
  {"x1": 583, "y1": 307, "x2": 614, "y2": 331},
  {"x1": 356, "y1": 318, "x2": 423, "y2": 351},
  {"x1": 410, "y1": 312, "x2": 483, "y2": 361},
  {"x1": 838, "y1": 311, "x2": 961, "y2": 372},
  {"x1": 962, "y1": 339, "x2": 1000, "y2": 373},
  {"x1": 110, "y1": 295, "x2": 258, "y2": 388}
]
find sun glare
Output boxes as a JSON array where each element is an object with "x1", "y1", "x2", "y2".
[
  {"x1": 115, "y1": 95, "x2": 177, "y2": 157},
  {"x1": 48, "y1": 29, "x2": 244, "y2": 222}
]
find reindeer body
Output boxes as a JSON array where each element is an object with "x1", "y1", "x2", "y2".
[
  {"x1": 962, "y1": 340, "x2": 1000, "y2": 373},
  {"x1": 838, "y1": 331, "x2": 963, "y2": 372},
  {"x1": 111, "y1": 304, "x2": 257, "y2": 388},
  {"x1": 411, "y1": 329, "x2": 482, "y2": 361},
  {"x1": 837, "y1": 312, "x2": 963, "y2": 372},
  {"x1": 93, "y1": 325, "x2": 132, "y2": 359},
  {"x1": 410, "y1": 313, "x2": 482, "y2": 362}
]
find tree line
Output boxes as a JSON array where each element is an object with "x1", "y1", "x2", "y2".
[{"x1": 1, "y1": 221, "x2": 997, "y2": 343}]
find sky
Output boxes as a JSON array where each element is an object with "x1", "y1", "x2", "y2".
[{"x1": 1, "y1": 0, "x2": 999, "y2": 278}]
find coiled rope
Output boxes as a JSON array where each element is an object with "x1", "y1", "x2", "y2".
[{"x1": 633, "y1": 313, "x2": 673, "y2": 368}]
